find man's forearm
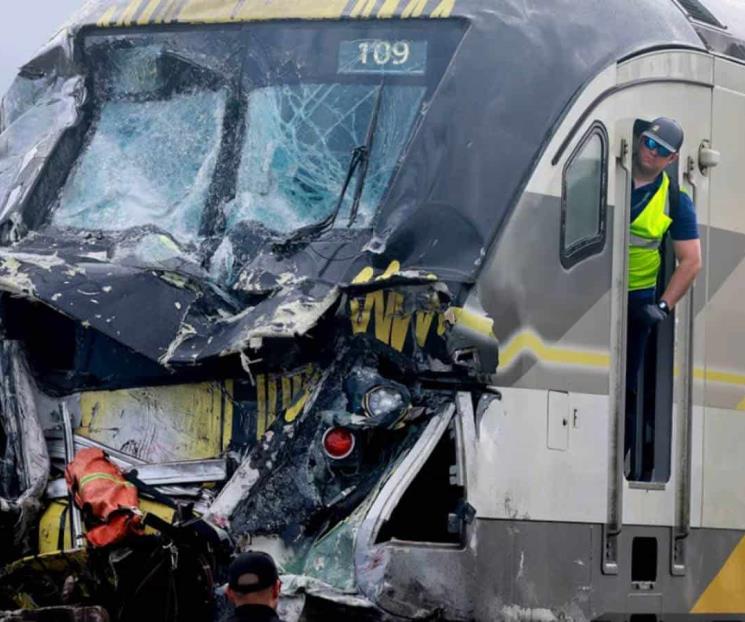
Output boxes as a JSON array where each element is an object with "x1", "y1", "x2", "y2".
[{"x1": 660, "y1": 258, "x2": 702, "y2": 308}]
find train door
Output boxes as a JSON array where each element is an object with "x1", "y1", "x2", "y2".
[{"x1": 605, "y1": 64, "x2": 712, "y2": 575}]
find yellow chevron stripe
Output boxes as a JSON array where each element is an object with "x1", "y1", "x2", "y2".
[
  {"x1": 430, "y1": 0, "x2": 455, "y2": 17},
  {"x1": 500, "y1": 330, "x2": 610, "y2": 371},
  {"x1": 120, "y1": 0, "x2": 145, "y2": 24},
  {"x1": 138, "y1": 0, "x2": 165, "y2": 23},
  {"x1": 401, "y1": 0, "x2": 428, "y2": 17},
  {"x1": 501, "y1": 331, "x2": 745, "y2": 400},
  {"x1": 235, "y1": 0, "x2": 349, "y2": 20},
  {"x1": 692, "y1": 535, "x2": 745, "y2": 612},
  {"x1": 97, "y1": 5, "x2": 119, "y2": 26},
  {"x1": 350, "y1": 0, "x2": 378, "y2": 17},
  {"x1": 694, "y1": 368, "x2": 745, "y2": 386},
  {"x1": 222, "y1": 379, "x2": 234, "y2": 450},
  {"x1": 377, "y1": 0, "x2": 401, "y2": 17}
]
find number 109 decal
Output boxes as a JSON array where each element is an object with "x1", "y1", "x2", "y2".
[{"x1": 338, "y1": 39, "x2": 428, "y2": 75}]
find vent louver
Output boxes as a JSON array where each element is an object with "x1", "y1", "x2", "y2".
[{"x1": 677, "y1": 0, "x2": 726, "y2": 29}]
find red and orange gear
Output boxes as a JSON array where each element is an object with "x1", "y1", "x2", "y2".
[{"x1": 65, "y1": 447, "x2": 143, "y2": 547}]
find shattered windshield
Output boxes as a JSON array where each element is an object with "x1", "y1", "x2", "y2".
[
  {"x1": 46, "y1": 22, "x2": 459, "y2": 247},
  {"x1": 225, "y1": 84, "x2": 424, "y2": 233}
]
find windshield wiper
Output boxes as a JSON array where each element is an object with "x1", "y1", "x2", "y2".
[{"x1": 273, "y1": 84, "x2": 384, "y2": 254}]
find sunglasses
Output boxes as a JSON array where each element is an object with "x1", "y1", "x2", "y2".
[{"x1": 642, "y1": 135, "x2": 674, "y2": 158}]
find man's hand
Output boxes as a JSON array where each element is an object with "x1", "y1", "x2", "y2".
[{"x1": 637, "y1": 303, "x2": 669, "y2": 328}]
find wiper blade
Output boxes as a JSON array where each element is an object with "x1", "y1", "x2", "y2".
[{"x1": 273, "y1": 85, "x2": 384, "y2": 254}]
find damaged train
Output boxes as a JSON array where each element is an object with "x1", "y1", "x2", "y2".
[{"x1": 2, "y1": 0, "x2": 745, "y2": 619}]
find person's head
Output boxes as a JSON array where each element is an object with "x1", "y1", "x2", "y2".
[
  {"x1": 635, "y1": 117, "x2": 684, "y2": 178},
  {"x1": 226, "y1": 551, "x2": 281, "y2": 610}
]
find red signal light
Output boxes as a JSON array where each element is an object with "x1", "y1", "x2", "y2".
[{"x1": 322, "y1": 427, "x2": 355, "y2": 460}]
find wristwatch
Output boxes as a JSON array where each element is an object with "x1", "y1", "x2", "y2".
[{"x1": 657, "y1": 300, "x2": 671, "y2": 315}]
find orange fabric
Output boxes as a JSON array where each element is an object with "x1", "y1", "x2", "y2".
[{"x1": 65, "y1": 447, "x2": 143, "y2": 547}]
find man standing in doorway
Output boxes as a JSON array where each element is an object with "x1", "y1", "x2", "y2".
[{"x1": 626, "y1": 117, "x2": 702, "y2": 443}]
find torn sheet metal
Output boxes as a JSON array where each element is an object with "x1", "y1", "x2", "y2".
[{"x1": 0, "y1": 342, "x2": 49, "y2": 561}]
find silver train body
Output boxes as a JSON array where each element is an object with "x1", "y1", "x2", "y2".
[{"x1": 0, "y1": 0, "x2": 744, "y2": 620}]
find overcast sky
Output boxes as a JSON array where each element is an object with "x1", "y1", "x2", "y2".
[{"x1": 0, "y1": 1, "x2": 84, "y2": 96}]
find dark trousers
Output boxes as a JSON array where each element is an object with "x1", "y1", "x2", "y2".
[{"x1": 625, "y1": 291, "x2": 655, "y2": 462}]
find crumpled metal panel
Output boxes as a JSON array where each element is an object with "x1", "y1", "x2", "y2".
[{"x1": 0, "y1": 342, "x2": 49, "y2": 560}]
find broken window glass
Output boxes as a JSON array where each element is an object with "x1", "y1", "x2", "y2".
[
  {"x1": 224, "y1": 84, "x2": 425, "y2": 233},
  {"x1": 53, "y1": 90, "x2": 227, "y2": 244}
]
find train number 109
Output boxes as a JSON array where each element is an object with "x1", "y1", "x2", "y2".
[{"x1": 358, "y1": 41, "x2": 411, "y2": 66}]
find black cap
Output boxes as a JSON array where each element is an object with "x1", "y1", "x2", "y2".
[
  {"x1": 642, "y1": 117, "x2": 684, "y2": 153},
  {"x1": 228, "y1": 551, "x2": 279, "y2": 594}
]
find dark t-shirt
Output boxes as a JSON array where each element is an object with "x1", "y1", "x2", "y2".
[{"x1": 228, "y1": 604, "x2": 282, "y2": 622}]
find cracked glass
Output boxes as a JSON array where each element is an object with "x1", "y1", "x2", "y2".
[{"x1": 225, "y1": 83, "x2": 425, "y2": 233}]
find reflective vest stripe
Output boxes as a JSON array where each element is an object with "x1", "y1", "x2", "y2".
[
  {"x1": 628, "y1": 234, "x2": 662, "y2": 249},
  {"x1": 628, "y1": 172, "x2": 673, "y2": 291},
  {"x1": 79, "y1": 472, "x2": 135, "y2": 489}
]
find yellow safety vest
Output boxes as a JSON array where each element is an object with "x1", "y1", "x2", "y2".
[{"x1": 628, "y1": 172, "x2": 673, "y2": 291}]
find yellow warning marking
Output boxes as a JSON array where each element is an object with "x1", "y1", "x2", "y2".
[
  {"x1": 448, "y1": 307, "x2": 495, "y2": 337},
  {"x1": 430, "y1": 0, "x2": 455, "y2": 17},
  {"x1": 377, "y1": 0, "x2": 401, "y2": 17},
  {"x1": 257, "y1": 376, "x2": 267, "y2": 439},
  {"x1": 121, "y1": 0, "x2": 145, "y2": 24},
  {"x1": 222, "y1": 380, "x2": 234, "y2": 450},
  {"x1": 281, "y1": 377, "x2": 292, "y2": 410},
  {"x1": 499, "y1": 330, "x2": 610, "y2": 371},
  {"x1": 177, "y1": 0, "x2": 236, "y2": 23},
  {"x1": 267, "y1": 376, "x2": 278, "y2": 428},
  {"x1": 235, "y1": 0, "x2": 349, "y2": 21},
  {"x1": 737, "y1": 397, "x2": 745, "y2": 411},
  {"x1": 402, "y1": 0, "x2": 428, "y2": 17},
  {"x1": 692, "y1": 535, "x2": 745, "y2": 612},
  {"x1": 377, "y1": 260, "x2": 401, "y2": 281},
  {"x1": 693, "y1": 368, "x2": 745, "y2": 387},
  {"x1": 351, "y1": 0, "x2": 378, "y2": 17},
  {"x1": 292, "y1": 373, "x2": 303, "y2": 399},
  {"x1": 352, "y1": 266, "x2": 375, "y2": 284},
  {"x1": 389, "y1": 293, "x2": 411, "y2": 351},
  {"x1": 138, "y1": 0, "x2": 165, "y2": 23},
  {"x1": 285, "y1": 391, "x2": 309, "y2": 423},
  {"x1": 97, "y1": 5, "x2": 119, "y2": 26},
  {"x1": 158, "y1": 0, "x2": 179, "y2": 22},
  {"x1": 415, "y1": 311, "x2": 435, "y2": 347}
]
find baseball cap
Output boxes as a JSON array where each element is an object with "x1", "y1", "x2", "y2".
[
  {"x1": 641, "y1": 117, "x2": 684, "y2": 154},
  {"x1": 228, "y1": 551, "x2": 280, "y2": 594}
]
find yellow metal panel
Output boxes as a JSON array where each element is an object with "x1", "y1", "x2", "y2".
[
  {"x1": 39, "y1": 501, "x2": 72, "y2": 554},
  {"x1": 78, "y1": 383, "x2": 228, "y2": 462},
  {"x1": 222, "y1": 379, "x2": 234, "y2": 450},
  {"x1": 737, "y1": 396, "x2": 745, "y2": 411},
  {"x1": 692, "y1": 535, "x2": 745, "y2": 612},
  {"x1": 285, "y1": 391, "x2": 309, "y2": 423},
  {"x1": 39, "y1": 499, "x2": 175, "y2": 555}
]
